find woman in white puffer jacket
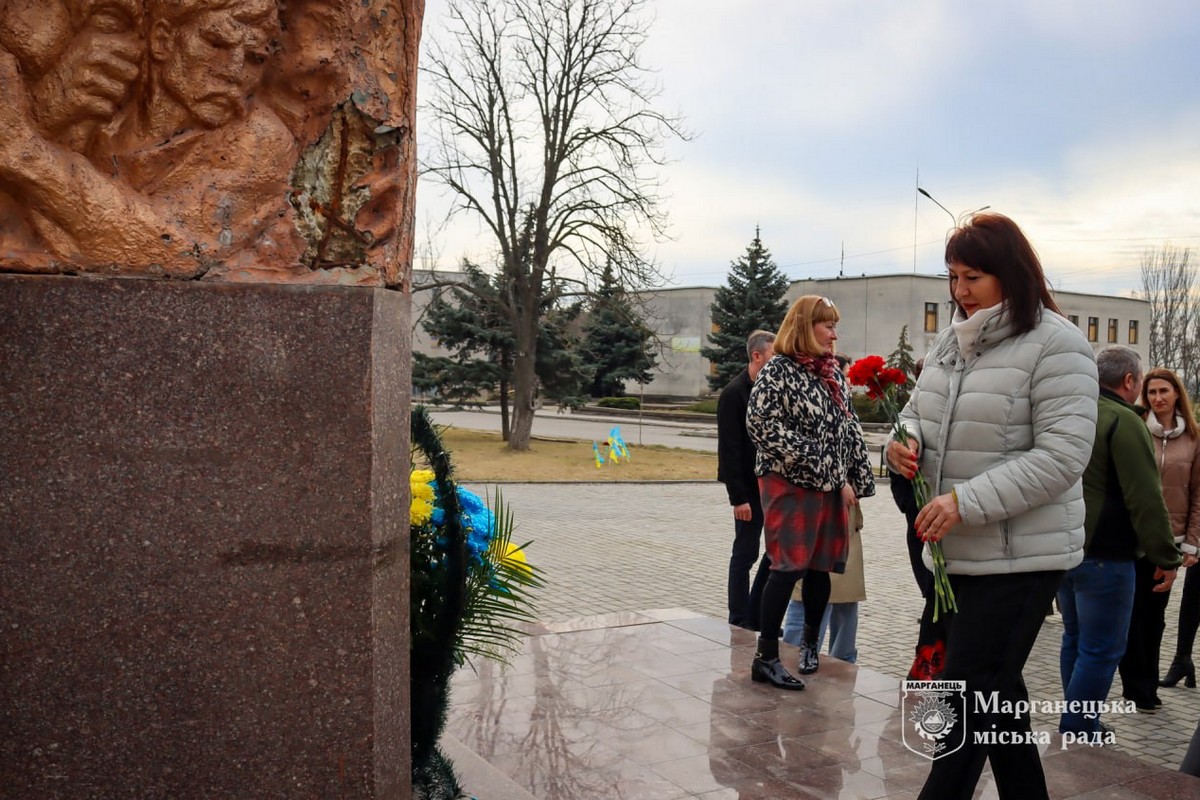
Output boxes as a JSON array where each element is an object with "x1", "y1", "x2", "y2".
[{"x1": 887, "y1": 213, "x2": 1098, "y2": 800}]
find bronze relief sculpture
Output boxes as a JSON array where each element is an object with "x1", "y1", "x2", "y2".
[{"x1": 0, "y1": 0, "x2": 417, "y2": 287}]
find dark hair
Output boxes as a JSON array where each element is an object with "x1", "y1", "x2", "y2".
[{"x1": 944, "y1": 213, "x2": 1061, "y2": 335}]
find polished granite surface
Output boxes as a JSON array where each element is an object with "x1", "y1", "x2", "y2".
[{"x1": 447, "y1": 609, "x2": 1200, "y2": 800}]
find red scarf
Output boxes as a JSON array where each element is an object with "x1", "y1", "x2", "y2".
[{"x1": 793, "y1": 353, "x2": 850, "y2": 417}]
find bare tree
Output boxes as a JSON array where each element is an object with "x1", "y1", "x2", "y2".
[
  {"x1": 1140, "y1": 244, "x2": 1199, "y2": 393},
  {"x1": 421, "y1": 0, "x2": 687, "y2": 450}
]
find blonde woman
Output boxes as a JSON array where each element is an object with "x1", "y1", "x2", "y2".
[{"x1": 745, "y1": 295, "x2": 875, "y2": 690}]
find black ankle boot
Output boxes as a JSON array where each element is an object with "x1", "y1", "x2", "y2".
[
  {"x1": 752, "y1": 636, "x2": 805, "y2": 690},
  {"x1": 1161, "y1": 655, "x2": 1196, "y2": 689},
  {"x1": 798, "y1": 624, "x2": 820, "y2": 675}
]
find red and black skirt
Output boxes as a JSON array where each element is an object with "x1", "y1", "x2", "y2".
[{"x1": 758, "y1": 471, "x2": 849, "y2": 573}]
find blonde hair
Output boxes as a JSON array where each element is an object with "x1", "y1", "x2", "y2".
[
  {"x1": 774, "y1": 295, "x2": 840, "y2": 358},
  {"x1": 1141, "y1": 367, "x2": 1200, "y2": 439}
]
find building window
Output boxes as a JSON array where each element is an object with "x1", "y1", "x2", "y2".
[
  {"x1": 1107, "y1": 318, "x2": 1118, "y2": 344},
  {"x1": 1068, "y1": 314, "x2": 1079, "y2": 326},
  {"x1": 1128, "y1": 320, "x2": 1139, "y2": 345},
  {"x1": 924, "y1": 302, "x2": 938, "y2": 333},
  {"x1": 1087, "y1": 317, "x2": 1099, "y2": 342}
]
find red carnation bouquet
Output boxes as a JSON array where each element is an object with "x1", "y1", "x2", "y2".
[{"x1": 848, "y1": 356, "x2": 957, "y2": 620}]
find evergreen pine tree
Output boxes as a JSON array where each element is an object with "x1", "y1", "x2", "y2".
[
  {"x1": 415, "y1": 262, "x2": 589, "y2": 439},
  {"x1": 414, "y1": 264, "x2": 509, "y2": 407},
  {"x1": 578, "y1": 262, "x2": 658, "y2": 397},
  {"x1": 700, "y1": 227, "x2": 790, "y2": 391},
  {"x1": 887, "y1": 325, "x2": 917, "y2": 378},
  {"x1": 886, "y1": 325, "x2": 918, "y2": 408}
]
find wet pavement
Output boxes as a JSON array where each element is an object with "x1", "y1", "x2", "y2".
[{"x1": 431, "y1": 409, "x2": 1200, "y2": 798}]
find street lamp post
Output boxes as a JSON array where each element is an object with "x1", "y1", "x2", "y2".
[{"x1": 917, "y1": 187, "x2": 991, "y2": 227}]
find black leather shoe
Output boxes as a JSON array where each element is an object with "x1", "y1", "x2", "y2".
[{"x1": 751, "y1": 657, "x2": 806, "y2": 690}]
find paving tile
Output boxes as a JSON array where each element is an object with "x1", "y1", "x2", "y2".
[{"x1": 447, "y1": 479, "x2": 1200, "y2": 797}]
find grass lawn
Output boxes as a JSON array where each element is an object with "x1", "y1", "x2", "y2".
[{"x1": 425, "y1": 427, "x2": 718, "y2": 483}]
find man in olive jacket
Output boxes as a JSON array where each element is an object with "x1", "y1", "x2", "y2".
[
  {"x1": 718, "y1": 329, "x2": 775, "y2": 630},
  {"x1": 1058, "y1": 346, "x2": 1180, "y2": 733}
]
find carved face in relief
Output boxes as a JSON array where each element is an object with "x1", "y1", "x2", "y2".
[
  {"x1": 0, "y1": 0, "x2": 143, "y2": 141},
  {"x1": 148, "y1": 0, "x2": 276, "y2": 129}
]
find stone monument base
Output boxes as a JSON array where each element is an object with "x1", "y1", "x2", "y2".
[{"x1": 0, "y1": 275, "x2": 411, "y2": 798}]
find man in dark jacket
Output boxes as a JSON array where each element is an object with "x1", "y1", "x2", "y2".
[
  {"x1": 1058, "y1": 345, "x2": 1180, "y2": 734},
  {"x1": 718, "y1": 329, "x2": 775, "y2": 629}
]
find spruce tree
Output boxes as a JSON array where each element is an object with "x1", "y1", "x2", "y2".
[
  {"x1": 415, "y1": 262, "x2": 588, "y2": 439},
  {"x1": 886, "y1": 325, "x2": 918, "y2": 408},
  {"x1": 700, "y1": 227, "x2": 790, "y2": 391},
  {"x1": 578, "y1": 263, "x2": 658, "y2": 397},
  {"x1": 887, "y1": 325, "x2": 917, "y2": 378}
]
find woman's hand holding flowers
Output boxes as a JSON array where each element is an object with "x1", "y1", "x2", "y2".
[
  {"x1": 916, "y1": 493, "x2": 962, "y2": 542},
  {"x1": 887, "y1": 438, "x2": 920, "y2": 479}
]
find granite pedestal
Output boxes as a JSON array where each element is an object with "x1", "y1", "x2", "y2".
[{"x1": 0, "y1": 275, "x2": 411, "y2": 798}]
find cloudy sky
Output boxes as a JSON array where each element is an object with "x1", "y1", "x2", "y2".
[{"x1": 416, "y1": 0, "x2": 1200, "y2": 297}]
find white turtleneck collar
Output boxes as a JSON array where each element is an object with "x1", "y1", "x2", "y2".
[
  {"x1": 1147, "y1": 413, "x2": 1186, "y2": 440},
  {"x1": 950, "y1": 303, "x2": 1004, "y2": 360}
]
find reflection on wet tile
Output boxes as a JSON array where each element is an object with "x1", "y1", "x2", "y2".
[
  {"x1": 972, "y1": 775, "x2": 1000, "y2": 799},
  {"x1": 671, "y1": 710, "x2": 779, "y2": 749},
  {"x1": 667, "y1": 615, "x2": 749, "y2": 644},
  {"x1": 858, "y1": 753, "x2": 934, "y2": 791},
  {"x1": 795, "y1": 725, "x2": 913, "y2": 765},
  {"x1": 1065, "y1": 786, "x2": 1151, "y2": 800},
  {"x1": 640, "y1": 607, "x2": 707, "y2": 622},
  {"x1": 650, "y1": 753, "x2": 735, "y2": 796},
  {"x1": 602, "y1": 724, "x2": 713, "y2": 765},
  {"x1": 1045, "y1": 745, "x2": 1159, "y2": 797},
  {"x1": 541, "y1": 610, "x2": 661, "y2": 633},
  {"x1": 783, "y1": 762, "x2": 898, "y2": 799},
  {"x1": 730, "y1": 736, "x2": 841, "y2": 781},
  {"x1": 446, "y1": 611, "x2": 1194, "y2": 799},
  {"x1": 853, "y1": 668, "x2": 902, "y2": 694},
  {"x1": 657, "y1": 667, "x2": 737, "y2": 698},
  {"x1": 486, "y1": 738, "x2": 688, "y2": 800},
  {"x1": 1124, "y1": 770, "x2": 1200, "y2": 799}
]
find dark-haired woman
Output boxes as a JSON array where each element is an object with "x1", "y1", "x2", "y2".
[
  {"x1": 887, "y1": 213, "x2": 1098, "y2": 799},
  {"x1": 746, "y1": 295, "x2": 875, "y2": 690}
]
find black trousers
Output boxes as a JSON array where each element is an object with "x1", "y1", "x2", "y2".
[
  {"x1": 918, "y1": 570, "x2": 1064, "y2": 800},
  {"x1": 1170, "y1": 562, "x2": 1200, "y2": 661},
  {"x1": 1118, "y1": 556, "x2": 1171, "y2": 704},
  {"x1": 727, "y1": 498, "x2": 770, "y2": 628}
]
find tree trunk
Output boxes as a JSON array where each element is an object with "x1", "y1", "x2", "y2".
[
  {"x1": 507, "y1": 326, "x2": 539, "y2": 451},
  {"x1": 498, "y1": 374, "x2": 510, "y2": 442}
]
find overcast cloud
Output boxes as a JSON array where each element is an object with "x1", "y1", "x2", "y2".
[{"x1": 417, "y1": 0, "x2": 1200, "y2": 297}]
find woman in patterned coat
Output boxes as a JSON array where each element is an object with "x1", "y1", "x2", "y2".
[{"x1": 745, "y1": 295, "x2": 876, "y2": 689}]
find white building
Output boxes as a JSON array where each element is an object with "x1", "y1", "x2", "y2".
[
  {"x1": 411, "y1": 271, "x2": 1150, "y2": 400},
  {"x1": 635, "y1": 274, "x2": 1149, "y2": 398}
]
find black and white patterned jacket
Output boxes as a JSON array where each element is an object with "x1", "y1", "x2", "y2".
[{"x1": 746, "y1": 355, "x2": 876, "y2": 498}]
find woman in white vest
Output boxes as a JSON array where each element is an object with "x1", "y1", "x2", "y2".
[{"x1": 887, "y1": 213, "x2": 1098, "y2": 800}]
